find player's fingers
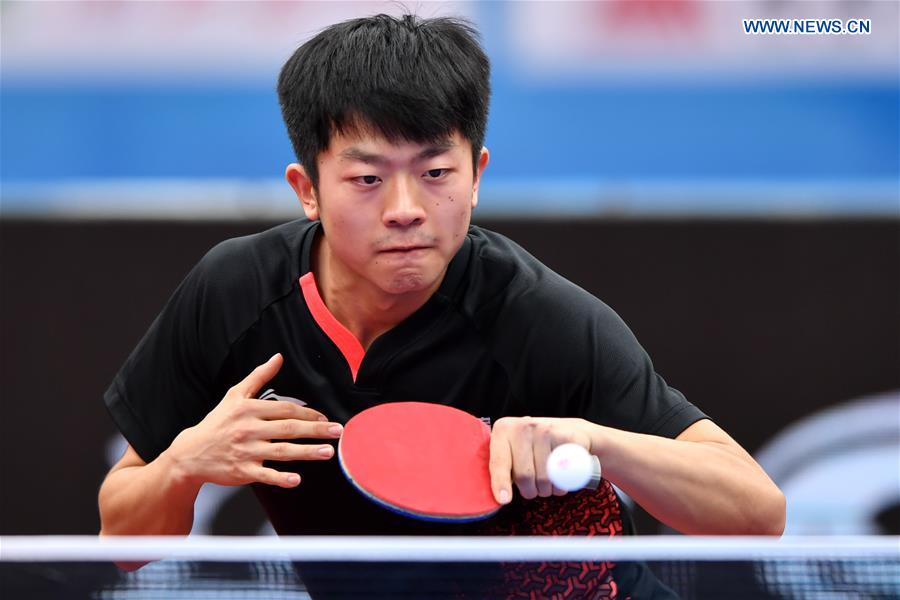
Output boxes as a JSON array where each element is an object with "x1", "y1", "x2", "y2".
[
  {"x1": 254, "y1": 465, "x2": 300, "y2": 488},
  {"x1": 489, "y1": 430, "x2": 514, "y2": 505},
  {"x1": 510, "y1": 423, "x2": 538, "y2": 500},
  {"x1": 232, "y1": 354, "x2": 284, "y2": 399},
  {"x1": 259, "y1": 419, "x2": 343, "y2": 440},
  {"x1": 548, "y1": 431, "x2": 572, "y2": 495},
  {"x1": 532, "y1": 423, "x2": 553, "y2": 498},
  {"x1": 249, "y1": 399, "x2": 328, "y2": 422},
  {"x1": 261, "y1": 442, "x2": 335, "y2": 462}
]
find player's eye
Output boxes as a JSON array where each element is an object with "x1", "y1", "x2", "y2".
[
  {"x1": 352, "y1": 175, "x2": 381, "y2": 186},
  {"x1": 423, "y1": 168, "x2": 449, "y2": 180}
]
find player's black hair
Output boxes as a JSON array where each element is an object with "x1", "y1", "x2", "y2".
[{"x1": 277, "y1": 13, "x2": 490, "y2": 189}]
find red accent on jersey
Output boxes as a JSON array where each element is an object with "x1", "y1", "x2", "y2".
[{"x1": 299, "y1": 272, "x2": 365, "y2": 382}]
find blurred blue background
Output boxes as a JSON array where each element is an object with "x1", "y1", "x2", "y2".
[{"x1": 2, "y1": 0, "x2": 898, "y2": 216}]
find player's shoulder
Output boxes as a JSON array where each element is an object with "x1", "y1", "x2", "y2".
[
  {"x1": 465, "y1": 224, "x2": 603, "y2": 314},
  {"x1": 463, "y1": 225, "x2": 631, "y2": 359},
  {"x1": 465, "y1": 225, "x2": 545, "y2": 294},
  {"x1": 467, "y1": 225, "x2": 536, "y2": 268},
  {"x1": 203, "y1": 218, "x2": 310, "y2": 267},
  {"x1": 198, "y1": 218, "x2": 309, "y2": 276},
  {"x1": 190, "y1": 218, "x2": 313, "y2": 301}
]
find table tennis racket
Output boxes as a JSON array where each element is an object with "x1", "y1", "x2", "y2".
[
  {"x1": 338, "y1": 402, "x2": 501, "y2": 522},
  {"x1": 338, "y1": 402, "x2": 603, "y2": 522}
]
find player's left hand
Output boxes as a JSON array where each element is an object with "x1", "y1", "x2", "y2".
[{"x1": 489, "y1": 417, "x2": 595, "y2": 504}]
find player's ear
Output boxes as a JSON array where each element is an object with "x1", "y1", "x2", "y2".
[
  {"x1": 471, "y1": 147, "x2": 489, "y2": 210},
  {"x1": 286, "y1": 163, "x2": 319, "y2": 221}
]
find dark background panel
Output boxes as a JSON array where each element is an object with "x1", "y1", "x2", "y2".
[{"x1": 1, "y1": 217, "x2": 898, "y2": 535}]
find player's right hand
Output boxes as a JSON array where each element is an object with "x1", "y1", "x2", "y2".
[{"x1": 165, "y1": 353, "x2": 342, "y2": 489}]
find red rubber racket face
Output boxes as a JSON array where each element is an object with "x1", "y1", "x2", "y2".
[{"x1": 338, "y1": 402, "x2": 501, "y2": 522}]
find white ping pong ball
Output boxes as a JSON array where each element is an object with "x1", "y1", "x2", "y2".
[{"x1": 547, "y1": 443, "x2": 598, "y2": 492}]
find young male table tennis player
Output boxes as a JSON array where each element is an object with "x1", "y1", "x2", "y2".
[{"x1": 99, "y1": 13, "x2": 785, "y2": 598}]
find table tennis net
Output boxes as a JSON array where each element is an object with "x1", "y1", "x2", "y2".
[{"x1": 2, "y1": 536, "x2": 898, "y2": 599}]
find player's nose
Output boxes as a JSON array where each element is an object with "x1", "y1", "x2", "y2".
[{"x1": 382, "y1": 176, "x2": 426, "y2": 227}]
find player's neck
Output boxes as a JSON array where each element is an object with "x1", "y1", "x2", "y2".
[{"x1": 312, "y1": 237, "x2": 443, "y2": 351}]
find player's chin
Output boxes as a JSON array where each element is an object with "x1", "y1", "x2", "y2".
[{"x1": 382, "y1": 270, "x2": 437, "y2": 294}]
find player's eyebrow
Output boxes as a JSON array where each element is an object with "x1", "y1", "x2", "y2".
[
  {"x1": 416, "y1": 140, "x2": 456, "y2": 160},
  {"x1": 339, "y1": 140, "x2": 456, "y2": 165}
]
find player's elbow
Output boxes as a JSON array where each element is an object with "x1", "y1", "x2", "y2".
[
  {"x1": 765, "y1": 487, "x2": 787, "y2": 536},
  {"x1": 746, "y1": 485, "x2": 786, "y2": 536},
  {"x1": 99, "y1": 528, "x2": 152, "y2": 572}
]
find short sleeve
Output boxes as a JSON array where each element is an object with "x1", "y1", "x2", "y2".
[
  {"x1": 103, "y1": 243, "x2": 242, "y2": 462},
  {"x1": 573, "y1": 295, "x2": 707, "y2": 437},
  {"x1": 492, "y1": 267, "x2": 707, "y2": 438}
]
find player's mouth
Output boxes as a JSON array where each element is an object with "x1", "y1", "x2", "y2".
[{"x1": 379, "y1": 245, "x2": 433, "y2": 255}]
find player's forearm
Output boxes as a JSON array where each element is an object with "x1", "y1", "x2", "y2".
[
  {"x1": 591, "y1": 424, "x2": 785, "y2": 536},
  {"x1": 98, "y1": 449, "x2": 201, "y2": 538}
]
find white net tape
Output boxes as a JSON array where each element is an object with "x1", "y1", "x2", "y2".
[{"x1": 3, "y1": 535, "x2": 898, "y2": 563}]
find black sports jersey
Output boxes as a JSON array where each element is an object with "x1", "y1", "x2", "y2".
[{"x1": 105, "y1": 219, "x2": 705, "y2": 599}]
